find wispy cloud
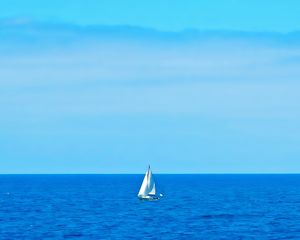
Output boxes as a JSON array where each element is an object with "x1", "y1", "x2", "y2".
[
  {"x1": 1, "y1": 20, "x2": 300, "y2": 118},
  {"x1": 1, "y1": 19, "x2": 300, "y2": 88}
]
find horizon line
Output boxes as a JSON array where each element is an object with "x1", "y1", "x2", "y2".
[{"x1": 1, "y1": 173, "x2": 300, "y2": 175}]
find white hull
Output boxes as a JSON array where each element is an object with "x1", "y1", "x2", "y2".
[{"x1": 138, "y1": 195, "x2": 160, "y2": 201}]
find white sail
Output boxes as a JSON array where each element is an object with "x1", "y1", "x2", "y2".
[{"x1": 138, "y1": 166, "x2": 156, "y2": 197}]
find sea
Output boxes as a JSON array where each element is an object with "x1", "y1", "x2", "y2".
[{"x1": 0, "y1": 174, "x2": 300, "y2": 239}]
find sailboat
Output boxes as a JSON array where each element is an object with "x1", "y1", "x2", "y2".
[{"x1": 138, "y1": 165, "x2": 162, "y2": 200}]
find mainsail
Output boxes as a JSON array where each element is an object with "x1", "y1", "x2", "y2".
[{"x1": 138, "y1": 165, "x2": 156, "y2": 197}]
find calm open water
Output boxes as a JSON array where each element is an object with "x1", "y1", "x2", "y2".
[{"x1": 0, "y1": 174, "x2": 300, "y2": 239}]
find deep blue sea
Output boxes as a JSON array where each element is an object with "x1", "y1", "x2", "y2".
[{"x1": 1, "y1": 174, "x2": 300, "y2": 239}]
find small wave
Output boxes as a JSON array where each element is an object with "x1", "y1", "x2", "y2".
[
  {"x1": 201, "y1": 214, "x2": 236, "y2": 219},
  {"x1": 201, "y1": 213, "x2": 262, "y2": 219},
  {"x1": 63, "y1": 233, "x2": 83, "y2": 238}
]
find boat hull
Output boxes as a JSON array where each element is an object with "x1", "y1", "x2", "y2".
[{"x1": 138, "y1": 195, "x2": 160, "y2": 201}]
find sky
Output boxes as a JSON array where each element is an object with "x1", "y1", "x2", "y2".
[
  {"x1": 1, "y1": 0, "x2": 300, "y2": 32},
  {"x1": 0, "y1": 1, "x2": 300, "y2": 173}
]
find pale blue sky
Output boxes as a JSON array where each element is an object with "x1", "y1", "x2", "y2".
[
  {"x1": 0, "y1": 1, "x2": 300, "y2": 173},
  {"x1": 1, "y1": 0, "x2": 300, "y2": 32}
]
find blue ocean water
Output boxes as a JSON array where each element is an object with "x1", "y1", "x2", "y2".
[{"x1": 1, "y1": 174, "x2": 300, "y2": 239}]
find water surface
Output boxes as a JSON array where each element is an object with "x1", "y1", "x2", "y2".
[{"x1": 0, "y1": 174, "x2": 300, "y2": 239}]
